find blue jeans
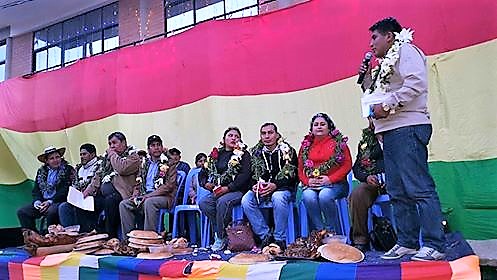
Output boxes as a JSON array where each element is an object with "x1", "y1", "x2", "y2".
[
  {"x1": 241, "y1": 190, "x2": 292, "y2": 241},
  {"x1": 58, "y1": 202, "x2": 77, "y2": 227},
  {"x1": 383, "y1": 124, "x2": 445, "y2": 252},
  {"x1": 198, "y1": 191, "x2": 243, "y2": 239},
  {"x1": 302, "y1": 181, "x2": 348, "y2": 232}
]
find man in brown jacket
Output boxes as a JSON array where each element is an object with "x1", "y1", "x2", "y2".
[
  {"x1": 119, "y1": 135, "x2": 178, "y2": 238},
  {"x1": 83, "y1": 132, "x2": 141, "y2": 238}
]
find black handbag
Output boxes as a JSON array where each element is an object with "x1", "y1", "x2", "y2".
[{"x1": 369, "y1": 214, "x2": 397, "y2": 251}]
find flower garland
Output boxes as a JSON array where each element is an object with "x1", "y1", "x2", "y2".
[
  {"x1": 250, "y1": 138, "x2": 297, "y2": 182},
  {"x1": 206, "y1": 141, "x2": 246, "y2": 185},
  {"x1": 365, "y1": 28, "x2": 414, "y2": 95},
  {"x1": 356, "y1": 127, "x2": 380, "y2": 174},
  {"x1": 73, "y1": 157, "x2": 102, "y2": 191},
  {"x1": 301, "y1": 129, "x2": 348, "y2": 178},
  {"x1": 135, "y1": 152, "x2": 171, "y2": 192},
  {"x1": 36, "y1": 160, "x2": 72, "y2": 198}
]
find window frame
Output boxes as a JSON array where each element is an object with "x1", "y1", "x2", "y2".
[
  {"x1": 32, "y1": 2, "x2": 119, "y2": 73},
  {"x1": 0, "y1": 39, "x2": 6, "y2": 82}
]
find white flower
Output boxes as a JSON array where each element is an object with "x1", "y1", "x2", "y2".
[
  {"x1": 160, "y1": 153, "x2": 168, "y2": 162},
  {"x1": 236, "y1": 141, "x2": 246, "y2": 150},
  {"x1": 395, "y1": 28, "x2": 414, "y2": 43},
  {"x1": 155, "y1": 178, "x2": 164, "y2": 187},
  {"x1": 233, "y1": 149, "x2": 244, "y2": 157},
  {"x1": 279, "y1": 142, "x2": 290, "y2": 153}
]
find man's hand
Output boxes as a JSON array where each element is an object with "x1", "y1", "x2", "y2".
[
  {"x1": 213, "y1": 186, "x2": 229, "y2": 198},
  {"x1": 204, "y1": 183, "x2": 215, "y2": 191},
  {"x1": 259, "y1": 183, "x2": 277, "y2": 197},
  {"x1": 38, "y1": 201, "x2": 50, "y2": 214},
  {"x1": 358, "y1": 62, "x2": 371, "y2": 78},
  {"x1": 366, "y1": 175, "x2": 380, "y2": 187},
  {"x1": 372, "y1": 104, "x2": 390, "y2": 119},
  {"x1": 82, "y1": 187, "x2": 92, "y2": 198}
]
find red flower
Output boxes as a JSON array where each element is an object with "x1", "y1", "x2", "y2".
[
  {"x1": 210, "y1": 147, "x2": 219, "y2": 159},
  {"x1": 361, "y1": 158, "x2": 371, "y2": 167}
]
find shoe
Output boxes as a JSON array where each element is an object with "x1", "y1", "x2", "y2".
[
  {"x1": 411, "y1": 247, "x2": 445, "y2": 261},
  {"x1": 274, "y1": 239, "x2": 287, "y2": 251},
  {"x1": 353, "y1": 243, "x2": 370, "y2": 253},
  {"x1": 381, "y1": 244, "x2": 418, "y2": 260},
  {"x1": 260, "y1": 234, "x2": 274, "y2": 249},
  {"x1": 211, "y1": 236, "x2": 226, "y2": 251}
]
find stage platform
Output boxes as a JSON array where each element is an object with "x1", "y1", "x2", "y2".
[{"x1": 0, "y1": 233, "x2": 480, "y2": 279}]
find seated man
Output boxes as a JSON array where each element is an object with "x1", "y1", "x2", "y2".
[
  {"x1": 169, "y1": 148, "x2": 191, "y2": 175},
  {"x1": 241, "y1": 123, "x2": 298, "y2": 250},
  {"x1": 17, "y1": 146, "x2": 75, "y2": 231},
  {"x1": 349, "y1": 119, "x2": 386, "y2": 252},
  {"x1": 58, "y1": 143, "x2": 104, "y2": 232},
  {"x1": 119, "y1": 135, "x2": 178, "y2": 237},
  {"x1": 83, "y1": 132, "x2": 141, "y2": 238}
]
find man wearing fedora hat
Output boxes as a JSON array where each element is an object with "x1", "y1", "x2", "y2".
[
  {"x1": 17, "y1": 146, "x2": 76, "y2": 232},
  {"x1": 119, "y1": 135, "x2": 178, "y2": 238}
]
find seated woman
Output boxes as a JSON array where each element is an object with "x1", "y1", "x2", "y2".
[
  {"x1": 298, "y1": 113, "x2": 352, "y2": 233},
  {"x1": 17, "y1": 146, "x2": 75, "y2": 232},
  {"x1": 198, "y1": 127, "x2": 251, "y2": 251}
]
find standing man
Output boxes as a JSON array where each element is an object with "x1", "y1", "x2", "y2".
[
  {"x1": 119, "y1": 135, "x2": 178, "y2": 237},
  {"x1": 17, "y1": 146, "x2": 75, "y2": 231},
  {"x1": 242, "y1": 123, "x2": 298, "y2": 250},
  {"x1": 361, "y1": 17, "x2": 445, "y2": 261},
  {"x1": 59, "y1": 143, "x2": 104, "y2": 232}
]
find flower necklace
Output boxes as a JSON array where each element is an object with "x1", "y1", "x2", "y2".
[
  {"x1": 206, "y1": 141, "x2": 246, "y2": 185},
  {"x1": 98, "y1": 145, "x2": 138, "y2": 183},
  {"x1": 37, "y1": 160, "x2": 70, "y2": 198},
  {"x1": 301, "y1": 129, "x2": 348, "y2": 178},
  {"x1": 250, "y1": 139, "x2": 297, "y2": 182},
  {"x1": 356, "y1": 127, "x2": 379, "y2": 173},
  {"x1": 135, "y1": 153, "x2": 170, "y2": 192},
  {"x1": 365, "y1": 28, "x2": 414, "y2": 95}
]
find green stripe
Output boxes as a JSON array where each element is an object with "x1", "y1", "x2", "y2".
[
  {"x1": 430, "y1": 157, "x2": 497, "y2": 240},
  {"x1": 0, "y1": 180, "x2": 33, "y2": 228},
  {"x1": 1, "y1": 158, "x2": 496, "y2": 240}
]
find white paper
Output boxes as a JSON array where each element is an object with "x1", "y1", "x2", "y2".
[
  {"x1": 360, "y1": 92, "x2": 388, "y2": 118},
  {"x1": 67, "y1": 187, "x2": 94, "y2": 211}
]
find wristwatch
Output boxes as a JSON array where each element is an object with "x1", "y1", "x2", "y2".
[{"x1": 381, "y1": 102, "x2": 391, "y2": 112}]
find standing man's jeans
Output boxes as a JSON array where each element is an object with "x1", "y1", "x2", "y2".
[
  {"x1": 199, "y1": 191, "x2": 243, "y2": 239},
  {"x1": 383, "y1": 124, "x2": 445, "y2": 252},
  {"x1": 241, "y1": 190, "x2": 292, "y2": 242},
  {"x1": 302, "y1": 181, "x2": 348, "y2": 233}
]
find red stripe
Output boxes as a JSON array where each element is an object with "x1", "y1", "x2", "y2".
[
  {"x1": 400, "y1": 261, "x2": 452, "y2": 280},
  {"x1": 1, "y1": 0, "x2": 496, "y2": 132}
]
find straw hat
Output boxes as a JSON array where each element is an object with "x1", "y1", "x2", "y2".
[
  {"x1": 37, "y1": 146, "x2": 66, "y2": 163},
  {"x1": 317, "y1": 243, "x2": 364, "y2": 263}
]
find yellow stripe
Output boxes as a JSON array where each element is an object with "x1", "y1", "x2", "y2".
[{"x1": 1, "y1": 39, "x2": 496, "y2": 184}]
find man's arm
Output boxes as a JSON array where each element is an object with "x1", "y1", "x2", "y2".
[
  {"x1": 109, "y1": 152, "x2": 141, "y2": 176},
  {"x1": 382, "y1": 44, "x2": 428, "y2": 110}
]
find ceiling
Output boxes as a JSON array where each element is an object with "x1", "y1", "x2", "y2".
[{"x1": 0, "y1": 0, "x2": 115, "y2": 36}]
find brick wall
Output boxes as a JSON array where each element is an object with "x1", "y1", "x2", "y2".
[
  {"x1": 10, "y1": 32, "x2": 32, "y2": 77},
  {"x1": 119, "y1": 0, "x2": 164, "y2": 46}
]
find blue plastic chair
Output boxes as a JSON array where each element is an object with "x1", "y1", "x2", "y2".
[
  {"x1": 300, "y1": 172, "x2": 353, "y2": 239},
  {"x1": 156, "y1": 170, "x2": 186, "y2": 233},
  {"x1": 171, "y1": 168, "x2": 210, "y2": 245}
]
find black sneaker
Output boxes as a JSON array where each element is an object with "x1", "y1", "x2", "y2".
[{"x1": 260, "y1": 234, "x2": 274, "y2": 248}]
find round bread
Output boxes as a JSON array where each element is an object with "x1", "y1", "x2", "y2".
[
  {"x1": 128, "y1": 242, "x2": 149, "y2": 250},
  {"x1": 171, "y1": 247, "x2": 193, "y2": 255},
  {"x1": 76, "y1": 233, "x2": 109, "y2": 244},
  {"x1": 74, "y1": 241, "x2": 103, "y2": 251},
  {"x1": 127, "y1": 230, "x2": 162, "y2": 240},
  {"x1": 137, "y1": 252, "x2": 173, "y2": 259},
  {"x1": 228, "y1": 253, "x2": 270, "y2": 265},
  {"x1": 93, "y1": 248, "x2": 115, "y2": 255},
  {"x1": 317, "y1": 243, "x2": 364, "y2": 263},
  {"x1": 128, "y1": 237, "x2": 164, "y2": 246}
]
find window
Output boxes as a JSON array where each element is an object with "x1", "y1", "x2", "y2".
[
  {"x1": 165, "y1": 0, "x2": 305, "y2": 36},
  {"x1": 0, "y1": 40, "x2": 6, "y2": 82},
  {"x1": 33, "y1": 2, "x2": 119, "y2": 72}
]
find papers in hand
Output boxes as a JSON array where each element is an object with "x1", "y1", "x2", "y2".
[
  {"x1": 67, "y1": 187, "x2": 94, "y2": 211},
  {"x1": 360, "y1": 92, "x2": 387, "y2": 118}
]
